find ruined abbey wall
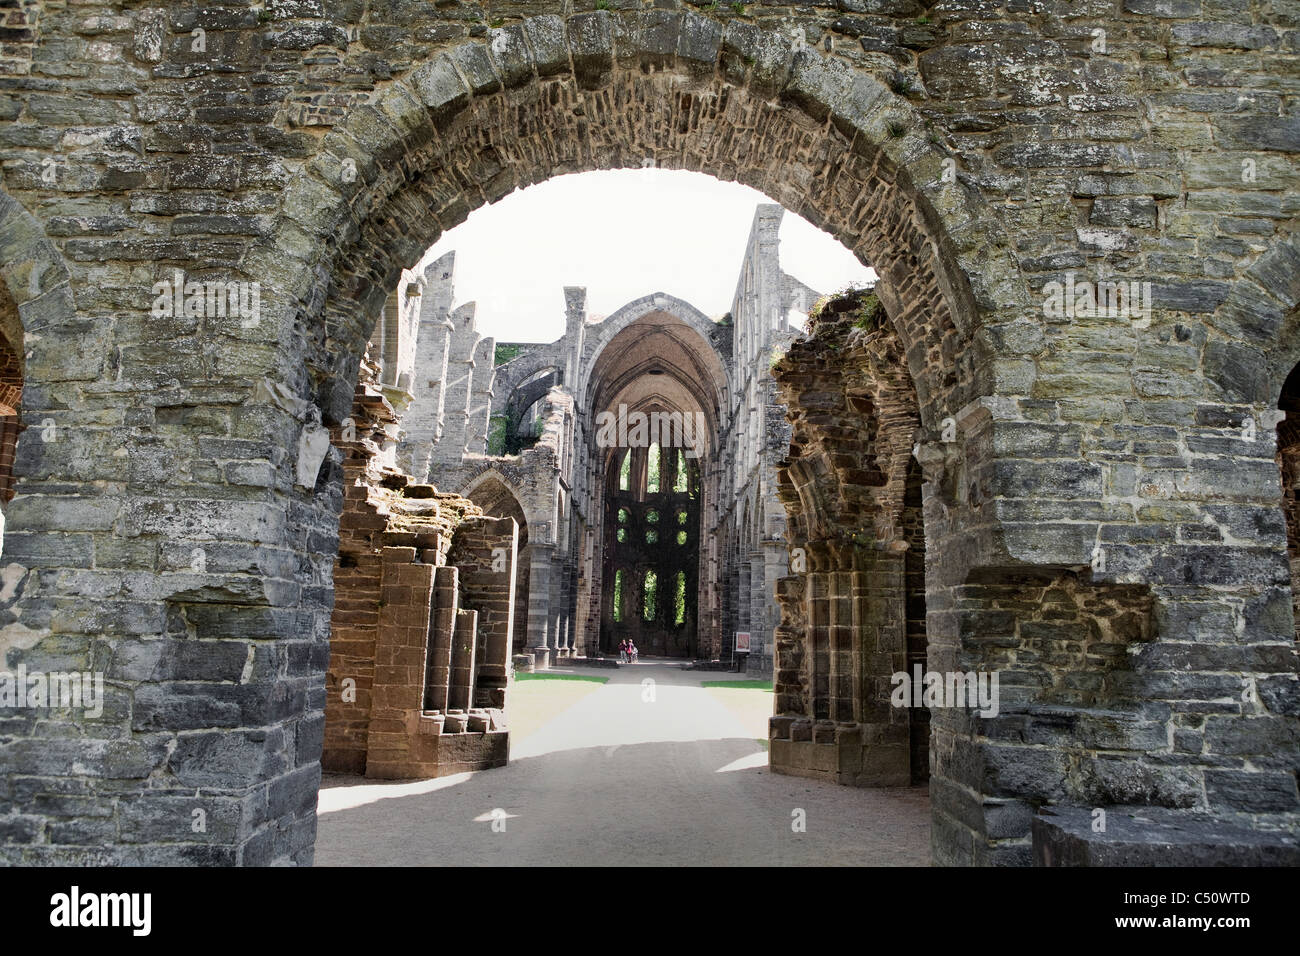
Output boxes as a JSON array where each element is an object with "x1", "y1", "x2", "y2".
[
  {"x1": 396, "y1": 204, "x2": 806, "y2": 673},
  {"x1": 0, "y1": 1, "x2": 1295, "y2": 865}
]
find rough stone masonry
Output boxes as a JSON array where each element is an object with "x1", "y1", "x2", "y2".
[{"x1": 0, "y1": 0, "x2": 1295, "y2": 866}]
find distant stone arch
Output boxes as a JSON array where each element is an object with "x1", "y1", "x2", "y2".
[
  {"x1": 461, "y1": 468, "x2": 533, "y2": 655},
  {"x1": 576, "y1": 293, "x2": 727, "y2": 413}
]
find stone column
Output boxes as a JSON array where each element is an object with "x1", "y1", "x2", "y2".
[
  {"x1": 759, "y1": 537, "x2": 786, "y2": 675},
  {"x1": 431, "y1": 302, "x2": 478, "y2": 467},
  {"x1": 563, "y1": 286, "x2": 586, "y2": 388},
  {"x1": 398, "y1": 252, "x2": 456, "y2": 480},
  {"x1": 465, "y1": 336, "x2": 495, "y2": 455},
  {"x1": 737, "y1": 559, "x2": 751, "y2": 640},
  {"x1": 525, "y1": 541, "x2": 555, "y2": 669}
]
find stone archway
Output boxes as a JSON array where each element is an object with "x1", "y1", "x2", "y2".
[
  {"x1": 574, "y1": 293, "x2": 728, "y2": 410},
  {"x1": 1233, "y1": 237, "x2": 1300, "y2": 646},
  {"x1": 269, "y1": 16, "x2": 1008, "y2": 439},
  {"x1": 0, "y1": 189, "x2": 77, "y2": 655},
  {"x1": 0, "y1": 282, "x2": 23, "y2": 516},
  {"x1": 461, "y1": 469, "x2": 533, "y2": 656},
  {"x1": 21, "y1": 3, "x2": 1300, "y2": 870},
  {"x1": 0, "y1": 0, "x2": 1295, "y2": 868},
  {"x1": 0, "y1": 15, "x2": 999, "y2": 866},
  {"x1": 0, "y1": 0, "x2": 1289, "y2": 870}
]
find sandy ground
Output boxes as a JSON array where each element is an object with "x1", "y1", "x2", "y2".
[
  {"x1": 315, "y1": 661, "x2": 930, "y2": 866},
  {"x1": 503, "y1": 673, "x2": 609, "y2": 743}
]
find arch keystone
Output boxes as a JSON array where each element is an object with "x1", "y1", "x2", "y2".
[{"x1": 567, "y1": 11, "x2": 615, "y2": 86}]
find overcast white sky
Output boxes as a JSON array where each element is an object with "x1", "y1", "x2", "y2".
[{"x1": 419, "y1": 169, "x2": 875, "y2": 343}]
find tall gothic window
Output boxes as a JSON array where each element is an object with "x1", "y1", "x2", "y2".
[
  {"x1": 602, "y1": 431, "x2": 702, "y2": 657},
  {"x1": 642, "y1": 569, "x2": 657, "y2": 621},
  {"x1": 613, "y1": 569, "x2": 625, "y2": 623},
  {"x1": 646, "y1": 443, "x2": 660, "y2": 493}
]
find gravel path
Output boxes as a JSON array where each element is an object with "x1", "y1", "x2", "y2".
[{"x1": 315, "y1": 661, "x2": 931, "y2": 866}]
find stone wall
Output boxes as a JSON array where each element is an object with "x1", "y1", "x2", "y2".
[
  {"x1": 0, "y1": 1, "x2": 1296, "y2": 865},
  {"x1": 776, "y1": 289, "x2": 1300, "y2": 865},
  {"x1": 771, "y1": 292, "x2": 926, "y2": 787}
]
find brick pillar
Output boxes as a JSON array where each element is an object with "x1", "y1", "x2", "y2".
[
  {"x1": 365, "y1": 546, "x2": 436, "y2": 777},
  {"x1": 448, "y1": 609, "x2": 478, "y2": 712},
  {"x1": 424, "y1": 565, "x2": 457, "y2": 712},
  {"x1": 322, "y1": 543, "x2": 383, "y2": 773},
  {"x1": 448, "y1": 515, "x2": 518, "y2": 709}
]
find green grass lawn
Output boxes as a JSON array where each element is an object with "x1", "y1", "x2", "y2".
[
  {"x1": 514, "y1": 673, "x2": 609, "y2": 684},
  {"x1": 700, "y1": 679, "x2": 773, "y2": 690}
]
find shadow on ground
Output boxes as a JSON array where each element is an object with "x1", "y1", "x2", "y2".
[{"x1": 315, "y1": 737, "x2": 930, "y2": 866}]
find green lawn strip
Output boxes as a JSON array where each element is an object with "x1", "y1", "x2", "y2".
[
  {"x1": 700, "y1": 679, "x2": 772, "y2": 690},
  {"x1": 514, "y1": 673, "x2": 609, "y2": 684}
]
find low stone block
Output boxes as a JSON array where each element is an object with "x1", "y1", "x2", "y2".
[{"x1": 1033, "y1": 807, "x2": 1300, "y2": 866}]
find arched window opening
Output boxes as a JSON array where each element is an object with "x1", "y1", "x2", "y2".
[
  {"x1": 613, "y1": 569, "x2": 625, "y2": 624},
  {"x1": 618, "y1": 449, "x2": 631, "y2": 491},
  {"x1": 646, "y1": 443, "x2": 661, "y2": 494},
  {"x1": 642, "y1": 569, "x2": 657, "y2": 621}
]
